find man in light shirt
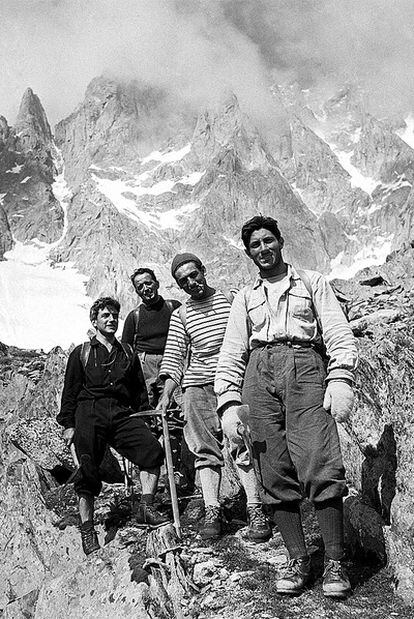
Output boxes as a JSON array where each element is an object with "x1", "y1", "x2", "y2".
[
  {"x1": 159, "y1": 252, "x2": 271, "y2": 542},
  {"x1": 215, "y1": 216, "x2": 357, "y2": 599}
]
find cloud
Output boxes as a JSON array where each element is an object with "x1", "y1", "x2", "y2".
[{"x1": 1, "y1": 0, "x2": 414, "y2": 128}]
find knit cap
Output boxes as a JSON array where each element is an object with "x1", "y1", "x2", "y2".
[{"x1": 171, "y1": 252, "x2": 203, "y2": 277}]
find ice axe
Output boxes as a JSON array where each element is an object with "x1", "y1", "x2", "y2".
[{"x1": 131, "y1": 408, "x2": 181, "y2": 538}]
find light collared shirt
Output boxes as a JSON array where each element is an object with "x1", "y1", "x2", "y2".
[{"x1": 214, "y1": 265, "x2": 357, "y2": 409}]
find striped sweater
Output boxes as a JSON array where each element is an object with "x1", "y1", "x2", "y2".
[{"x1": 160, "y1": 290, "x2": 231, "y2": 388}]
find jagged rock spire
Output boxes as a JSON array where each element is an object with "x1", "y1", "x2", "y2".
[{"x1": 15, "y1": 87, "x2": 53, "y2": 148}]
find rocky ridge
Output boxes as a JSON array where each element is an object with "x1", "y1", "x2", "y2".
[
  {"x1": 0, "y1": 89, "x2": 63, "y2": 245},
  {"x1": 2, "y1": 244, "x2": 414, "y2": 615},
  {"x1": 51, "y1": 82, "x2": 332, "y2": 311}
]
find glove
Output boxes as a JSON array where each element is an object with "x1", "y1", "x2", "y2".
[
  {"x1": 63, "y1": 426, "x2": 75, "y2": 446},
  {"x1": 323, "y1": 380, "x2": 354, "y2": 423}
]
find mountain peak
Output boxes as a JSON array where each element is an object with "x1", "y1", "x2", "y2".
[{"x1": 15, "y1": 87, "x2": 52, "y2": 146}]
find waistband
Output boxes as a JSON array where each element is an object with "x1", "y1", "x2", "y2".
[{"x1": 252, "y1": 340, "x2": 314, "y2": 350}]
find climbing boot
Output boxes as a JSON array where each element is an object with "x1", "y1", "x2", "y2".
[
  {"x1": 246, "y1": 505, "x2": 272, "y2": 542},
  {"x1": 200, "y1": 505, "x2": 222, "y2": 540},
  {"x1": 322, "y1": 559, "x2": 351, "y2": 598},
  {"x1": 135, "y1": 502, "x2": 170, "y2": 528},
  {"x1": 80, "y1": 521, "x2": 100, "y2": 555},
  {"x1": 276, "y1": 556, "x2": 311, "y2": 594}
]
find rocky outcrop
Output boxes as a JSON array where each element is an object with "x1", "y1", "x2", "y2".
[
  {"x1": 1, "y1": 340, "x2": 413, "y2": 616},
  {"x1": 286, "y1": 116, "x2": 368, "y2": 218},
  {"x1": 331, "y1": 244, "x2": 414, "y2": 602},
  {"x1": 0, "y1": 90, "x2": 64, "y2": 243},
  {"x1": 353, "y1": 115, "x2": 414, "y2": 184},
  {"x1": 55, "y1": 77, "x2": 193, "y2": 187},
  {"x1": 0, "y1": 204, "x2": 13, "y2": 258}
]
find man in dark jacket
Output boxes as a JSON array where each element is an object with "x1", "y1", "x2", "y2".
[{"x1": 58, "y1": 296, "x2": 168, "y2": 555}]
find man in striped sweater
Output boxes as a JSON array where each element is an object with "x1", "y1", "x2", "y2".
[{"x1": 159, "y1": 252, "x2": 271, "y2": 541}]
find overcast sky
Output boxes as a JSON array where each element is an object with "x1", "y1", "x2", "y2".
[{"x1": 1, "y1": 0, "x2": 414, "y2": 126}]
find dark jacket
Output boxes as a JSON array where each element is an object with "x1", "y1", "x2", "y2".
[{"x1": 57, "y1": 337, "x2": 149, "y2": 429}]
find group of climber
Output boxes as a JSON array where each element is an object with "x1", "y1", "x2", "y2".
[{"x1": 58, "y1": 214, "x2": 357, "y2": 599}]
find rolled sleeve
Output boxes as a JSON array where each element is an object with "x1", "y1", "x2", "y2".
[
  {"x1": 311, "y1": 273, "x2": 358, "y2": 383},
  {"x1": 215, "y1": 289, "x2": 250, "y2": 410}
]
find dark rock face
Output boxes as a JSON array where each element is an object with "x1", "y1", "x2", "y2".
[
  {"x1": 0, "y1": 204, "x2": 13, "y2": 258},
  {"x1": 0, "y1": 89, "x2": 64, "y2": 243}
]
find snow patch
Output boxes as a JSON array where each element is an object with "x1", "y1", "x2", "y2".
[
  {"x1": 20, "y1": 176, "x2": 31, "y2": 184},
  {"x1": 0, "y1": 147, "x2": 91, "y2": 351},
  {"x1": 0, "y1": 241, "x2": 91, "y2": 351},
  {"x1": 329, "y1": 235, "x2": 393, "y2": 280},
  {"x1": 332, "y1": 149, "x2": 379, "y2": 195},
  {"x1": 51, "y1": 152, "x2": 72, "y2": 245},
  {"x1": 141, "y1": 144, "x2": 191, "y2": 165},
  {"x1": 396, "y1": 114, "x2": 414, "y2": 149},
  {"x1": 92, "y1": 171, "x2": 204, "y2": 230},
  {"x1": 314, "y1": 127, "x2": 379, "y2": 195},
  {"x1": 6, "y1": 164, "x2": 24, "y2": 174}
]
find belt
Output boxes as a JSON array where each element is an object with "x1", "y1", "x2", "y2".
[{"x1": 254, "y1": 340, "x2": 313, "y2": 350}]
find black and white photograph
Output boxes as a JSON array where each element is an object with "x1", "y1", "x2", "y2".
[{"x1": 1, "y1": 1, "x2": 413, "y2": 617}]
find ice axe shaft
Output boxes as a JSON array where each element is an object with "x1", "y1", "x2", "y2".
[
  {"x1": 131, "y1": 408, "x2": 181, "y2": 537},
  {"x1": 161, "y1": 407, "x2": 181, "y2": 538}
]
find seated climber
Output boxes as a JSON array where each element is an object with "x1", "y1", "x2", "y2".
[{"x1": 57, "y1": 296, "x2": 168, "y2": 555}]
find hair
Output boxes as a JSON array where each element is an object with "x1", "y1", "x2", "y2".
[
  {"x1": 241, "y1": 215, "x2": 282, "y2": 249},
  {"x1": 89, "y1": 297, "x2": 120, "y2": 322},
  {"x1": 130, "y1": 267, "x2": 158, "y2": 286}
]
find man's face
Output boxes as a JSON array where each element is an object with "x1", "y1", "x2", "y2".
[
  {"x1": 133, "y1": 272, "x2": 159, "y2": 305},
  {"x1": 93, "y1": 306, "x2": 119, "y2": 337},
  {"x1": 174, "y1": 262, "x2": 207, "y2": 299},
  {"x1": 246, "y1": 228, "x2": 284, "y2": 273}
]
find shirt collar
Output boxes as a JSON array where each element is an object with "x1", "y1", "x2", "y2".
[
  {"x1": 90, "y1": 335, "x2": 122, "y2": 349},
  {"x1": 252, "y1": 264, "x2": 298, "y2": 289}
]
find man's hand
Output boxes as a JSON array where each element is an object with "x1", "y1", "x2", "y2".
[
  {"x1": 159, "y1": 378, "x2": 177, "y2": 414},
  {"x1": 323, "y1": 380, "x2": 355, "y2": 423},
  {"x1": 159, "y1": 393, "x2": 171, "y2": 414},
  {"x1": 63, "y1": 427, "x2": 75, "y2": 446}
]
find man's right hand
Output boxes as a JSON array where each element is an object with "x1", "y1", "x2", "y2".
[{"x1": 63, "y1": 427, "x2": 75, "y2": 446}]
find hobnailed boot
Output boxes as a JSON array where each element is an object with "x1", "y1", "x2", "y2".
[
  {"x1": 199, "y1": 505, "x2": 222, "y2": 540},
  {"x1": 246, "y1": 505, "x2": 272, "y2": 542},
  {"x1": 322, "y1": 559, "x2": 351, "y2": 598},
  {"x1": 135, "y1": 502, "x2": 170, "y2": 528},
  {"x1": 80, "y1": 520, "x2": 100, "y2": 556},
  {"x1": 276, "y1": 556, "x2": 311, "y2": 594}
]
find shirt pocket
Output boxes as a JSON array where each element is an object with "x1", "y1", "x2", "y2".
[
  {"x1": 246, "y1": 298, "x2": 267, "y2": 330},
  {"x1": 288, "y1": 289, "x2": 314, "y2": 323}
]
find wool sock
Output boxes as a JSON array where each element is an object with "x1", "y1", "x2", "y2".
[
  {"x1": 273, "y1": 502, "x2": 307, "y2": 559},
  {"x1": 199, "y1": 466, "x2": 221, "y2": 507},
  {"x1": 314, "y1": 497, "x2": 344, "y2": 561},
  {"x1": 235, "y1": 463, "x2": 261, "y2": 505}
]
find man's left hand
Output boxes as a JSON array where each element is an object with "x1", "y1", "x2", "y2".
[{"x1": 323, "y1": 380, "x2": 355, "y2": 423}]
